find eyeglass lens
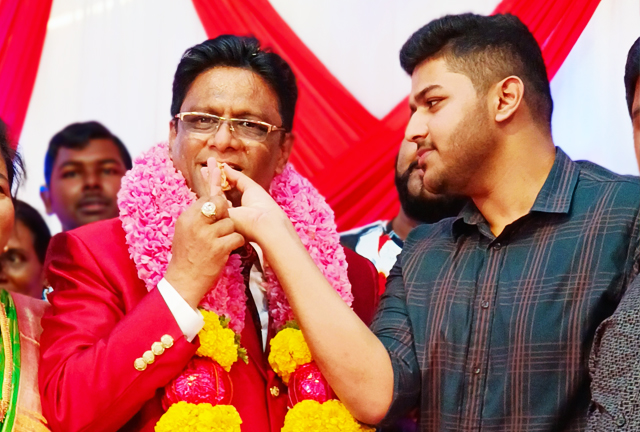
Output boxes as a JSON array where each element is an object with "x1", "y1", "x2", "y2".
[{"x1": 181, "y1": 113, "x2": 271, "y2": 141}]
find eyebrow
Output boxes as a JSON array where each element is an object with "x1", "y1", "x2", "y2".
[
  {"x1": 413, "y1": 85, "x2": 443, "y2": 104},
  {"x1": 0, "y1": 173, "x2": 7, "y2": 182},
  {"x1": 58, "y1": 159, "x2": 123, "y2": 170},
  {"x1": 633, "y1": 106, "x2": 640, "y2": 119}
]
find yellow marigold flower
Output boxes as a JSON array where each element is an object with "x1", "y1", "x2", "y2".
[
  {"x1": 156, "y1": 401, "x2": 242, "y2": 432},
  {"x1": 196, "y1": 310, "x2": 238, "y2": 372},
  {"x1": 282, "y1": 399, "x2": 374, "y2": 432},
  {"x1": 268, "y1": 328, "x2": 313, "y2": 384}
]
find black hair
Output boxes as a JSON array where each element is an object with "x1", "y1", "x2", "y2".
[
  {"x1": 44, "y1": 121, "x2": 132, "y2": 185},
  {"x1": 171, "y1": 35, "x2": 298, "y2": 131},
  {"x1": 13, "y1": 200, "x2": 51, "y2": 264},
  {"x1": 624, "y1": 37, "x2": 640, "y2": 117},
  {"x1": 0, "y1": 118, "x2": 24, "y2": 197},
  {"x1": 400, "y1": 13, "x2": 553, "y2": 127}
]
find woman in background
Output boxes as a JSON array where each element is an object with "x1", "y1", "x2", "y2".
[
  {"x1": 0, "y1": 200, "x2": 51, "y2": 299},
  {"x1": 0, "y1": 118, "x2": 50, "y2": 431}
]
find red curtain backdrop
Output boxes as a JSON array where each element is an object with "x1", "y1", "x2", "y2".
[
  {"x1": 0, "y1": 0, "x2": 53, "y2": 146},
  {"x1": 192, "y1": 0, "x2": 601, "y2": 230}
]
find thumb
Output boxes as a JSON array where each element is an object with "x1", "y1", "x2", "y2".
[{"x1": 222, "y1": 163, "x2": 257, "y2": 194}]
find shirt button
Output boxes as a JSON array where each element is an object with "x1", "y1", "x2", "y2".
[
  {"x1": 493, "y1": 243, "x2": 502, "y2": 250},
  {"x1": 134, "y1": 358, "x2": 147, "y2": 371},
  {"x1": 615, "y1": 413, "x2": 626, "y2": 427},
  {"x1": 481, "y1": 300, "x2": 490, "y2": 309},
  {"x1": 474, "y1": 367, "x2": 481, "y2": 375},
  {"x1": 270, "y1": 386, "x2": 280, "y2": 397},
  {"x1": 151, "y1": 341, "x2": 165, "y2": 356},
  {"x1": 161, "y1": 334, "x2": 174, "y2": 349},
  {"x1": 142, "y1": 350, "x2": 155, "y2": 365}
]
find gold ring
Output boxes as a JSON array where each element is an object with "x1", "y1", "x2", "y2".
[{"x1": 201, "y1": 201, "x2": 217, "y2": 219}]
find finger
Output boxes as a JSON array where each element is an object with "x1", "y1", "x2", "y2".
[
  {"x1": 226, "y1": 207, "x2": 250, "y2": 235},
  {"x1": 207, "y1": 217, "x2": 236, "y2": 238},
  {"x1": 215, "y1": 232, "x2": 246, "y2": 254},
  {"x1": 207, "y1": 157, "x2": 222, "y2": 197},
  {"x1": 209, "y1": 195, "x2": 229, "y2": 220},
  {"x1": 221, "y1": 163, "x2": 257, "y2": 194},
  {"x1": 196, "y1": 194, "x2": 229, "y2": 223}
]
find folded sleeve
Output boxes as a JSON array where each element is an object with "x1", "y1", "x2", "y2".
[{"x1": 39, "y1": 231, "x2": 198, "y2": 432}]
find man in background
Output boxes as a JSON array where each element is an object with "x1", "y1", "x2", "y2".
[
  {"x1": 587, "y1": 36, "x2": 640, "y2": 431},
  {"x1": 40, "y1": 121, "x2": 132, "y2": 231},
  {"x1": 340, "y1": 138, "x2": 466, "y2": 285}
]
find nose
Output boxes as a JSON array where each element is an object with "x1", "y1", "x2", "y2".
[
  {"x1": 405, "y1": 111, "x2": 429, "y2": 144},
  {"x1": 208, "y1": 121, "x2": 242, "y2": 152},
  {"x1": 83, "y1": 170, "x2": 101, "y2": 190}
]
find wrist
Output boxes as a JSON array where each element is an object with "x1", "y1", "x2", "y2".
[{"x1": 164, "y1": 266, "x2": 204, "y2": 309}]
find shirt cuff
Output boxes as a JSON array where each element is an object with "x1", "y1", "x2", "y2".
[{"x1": 156, "y1": 278, "x2": 204, "y2": 342}]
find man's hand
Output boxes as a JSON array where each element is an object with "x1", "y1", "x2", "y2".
[
  {"x1": 164, "y1": 159, "x2": 245, "y2": 309},
  {"x1": 223, "y1": 164, "x2": 293, "y2": 244}
]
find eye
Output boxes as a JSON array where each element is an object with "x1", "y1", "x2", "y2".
[
  {"x1": 3, "y1": 250, "x2": 24, "y2": 265},
  {"x1": 426, "y1": 99, "x2": 441, "y2": 108},
  {"x1": 237, "y1": 120, "x2": 269, "y2": 133},
  {"x1": 195, "y1": 116, "x2": 215, "y2": 125},
  {"x1": 61, "y1": 170, "x2": 78, "y2": 179},
  {"x1": 102, "y1": 167, "x2": 120, "y2": 175},
  {"x1": 182, "y1": 114, "x2": 217, "y2": 130}
]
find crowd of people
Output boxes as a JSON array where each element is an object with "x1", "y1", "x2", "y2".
[{"x1": 0, "y1": 11, "x2": 637, "y2": 432}]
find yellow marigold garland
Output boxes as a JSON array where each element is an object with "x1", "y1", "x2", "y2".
[
  {"x1": 155, "y1": 401, "x2": 242, "y2": 432},
  {"x1": 282, "y1": 400, "x2": 375, "y2": 432},
  {"x1": 196, "y1": 310, "x2": 238, "y2": 372},
  {"x1": 268, "y1": 328, "x2": 312, "y2": 384}
]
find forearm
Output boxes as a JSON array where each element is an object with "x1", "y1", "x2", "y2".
[{"x1": 260, "y1": 222, "x2": 393, "y2": 424}]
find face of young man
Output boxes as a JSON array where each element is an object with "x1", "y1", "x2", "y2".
[
  {"x1": 405, "y1": 57, "x2": 496, "y2": 196},
  {"x1": 395, "y1": 138, "x2": 467, "y2": 223},
  {"x1": 169, "y1": 67, "x2": 291, "y2": 203},
  {"x1": 0, "y1": 220, "x2": 44, "y2": 299},
  {"x1": 41, "y1": 139, "x2": 127, "y2": 231},
  {"x1": 632, "y1": 77, "x2": 640, "y2": 170}
]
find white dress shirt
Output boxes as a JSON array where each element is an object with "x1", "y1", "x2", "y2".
[{"x1": 157, "y1": 243, "x2": 268, "y2": 349}]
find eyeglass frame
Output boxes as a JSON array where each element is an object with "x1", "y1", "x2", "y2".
[{"x1": 174, "y1": 111, "x2": 287, "y2": 143}]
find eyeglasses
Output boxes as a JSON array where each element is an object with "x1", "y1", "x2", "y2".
[{"x1": 175, "y1": 112, "x2": 286, "y2": 143}]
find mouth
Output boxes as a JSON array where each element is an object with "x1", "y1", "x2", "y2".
[
  {"x1": 77, "y1": 196, "x2": 110, "y2": 214},
  {"x1": 199, "y1": 161, "x2": 243, "y2": 172},
  {"x1": 417, "y1": 149, "x2": 434, "y2": 169}
]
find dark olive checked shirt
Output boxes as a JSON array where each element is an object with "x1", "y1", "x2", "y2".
[{"x1": 371, "y1": 148, "x2": 640, "y2": 432}]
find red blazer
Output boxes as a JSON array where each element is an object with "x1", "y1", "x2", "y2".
[{"x1": 39, "y1": 218, "x2": 378, "y2": 432}]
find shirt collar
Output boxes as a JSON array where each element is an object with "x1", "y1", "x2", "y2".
[{"x1": 452, "y1": 147, "x2": 579, "y2": 238}]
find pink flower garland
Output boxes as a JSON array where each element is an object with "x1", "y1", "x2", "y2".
[{"x1": 118, "y1": 142, "x2": 352, "y2": 335}]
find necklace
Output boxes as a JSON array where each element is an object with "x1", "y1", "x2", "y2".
[{"x1": 118, "y1": 142, "x2": 370, "y2": 431}]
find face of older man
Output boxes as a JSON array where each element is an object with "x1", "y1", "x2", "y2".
[{"x1": 169, "y1": 67, "x2": 292, "y2": 203}]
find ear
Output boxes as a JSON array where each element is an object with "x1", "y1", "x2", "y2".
[
  {"x1": 275, "y1": 133, "x2": 294, "y2": 175},
  {"x1": 168, "y1": 119, "x2": 178, "y2": 158},
  {"x1": 492, "y1": 76, "x2": 525, "y2": 124},
  {"x1": 39, "y1": 185, "x2": 53, "y2": 215}
]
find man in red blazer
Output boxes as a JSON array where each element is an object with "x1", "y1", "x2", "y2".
[{"x1": 39, "y1": 35, "x2": 378, "y2": 432}]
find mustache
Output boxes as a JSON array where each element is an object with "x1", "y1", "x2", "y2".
[{"x1": 76, "y1": 193, "x2": 111, "y2": 207}]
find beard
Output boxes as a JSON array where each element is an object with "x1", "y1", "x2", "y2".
[
  {"x1": 394, "y1": 162, "x2": 467, "y2": 224},
  {"x1": 421, "y1": 98, "x2": 495, "y2": 195}
]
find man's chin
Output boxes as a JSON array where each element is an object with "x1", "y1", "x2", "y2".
[
  {"x1": 75, "y1": 210, "x2": 119, "y2": 226},
  {"x1": 225, "y1": 189, "x2": 242, "y2": 208}
]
